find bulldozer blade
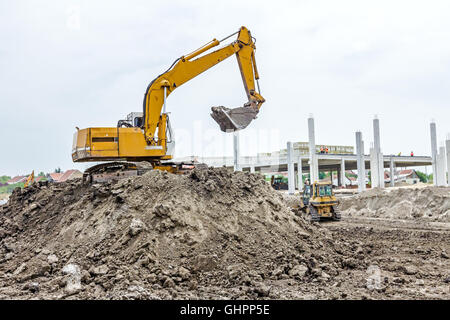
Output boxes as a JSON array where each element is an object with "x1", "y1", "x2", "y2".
[{"x1": 210, "y1": 106, "x2": 259, "y2": 132}]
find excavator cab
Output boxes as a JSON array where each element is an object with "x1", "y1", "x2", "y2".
[{"x1": 300, "y1": 182, "x2": 341, "y2": 222}]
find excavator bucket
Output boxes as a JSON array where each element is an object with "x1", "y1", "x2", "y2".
[{"x1": 211, "y1": 106, "x2": 259, "y2": 132}]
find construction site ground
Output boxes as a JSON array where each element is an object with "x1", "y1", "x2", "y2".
[
  {"x1": 318, "y1": 216, "x2": 449, "y2": 299},
  {"x1": 0, "y1": 169, "x2": 448, "y2": 300}
]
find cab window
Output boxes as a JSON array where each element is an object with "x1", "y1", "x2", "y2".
[{"x1": 318, "y1": 186, "x2": 332, "y2": 197}]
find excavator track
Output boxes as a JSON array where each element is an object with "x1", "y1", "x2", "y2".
[
  {"x1": 305, "y1": 205, "x2": 320, "y2": 222},
  {"x1": 332, "y1": 206, "x2": 342, "y2": 221},
  {"x1": 83, "y1": 161, "x2": 153, "y2": 184},
  {"x1": 83, "y1": 161, "x2": 208, "y2": 184}
]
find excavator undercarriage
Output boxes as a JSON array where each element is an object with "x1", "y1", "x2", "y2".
[{"x1": 82, "y1": 161, "x2": 208, "y2": 184}]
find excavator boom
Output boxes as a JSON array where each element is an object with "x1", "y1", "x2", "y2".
[{"x1": 142, "y1": 26, "x2": 264, "y2": 141}]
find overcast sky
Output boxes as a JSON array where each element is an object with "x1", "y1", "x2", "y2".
[{"x1": 1, "y1": 0, "x2": 449, "y2": 176}]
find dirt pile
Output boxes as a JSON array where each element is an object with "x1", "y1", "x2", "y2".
[
  {"x1": 0, "y1": 168, "x2": 353, "y2": 299},
  {"x1": 339, "y1": 187, "x2": 450, "y2": 221}
]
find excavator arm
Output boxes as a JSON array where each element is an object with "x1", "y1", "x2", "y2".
[
  {"x1": 24, "y1": 171, "x2": 34, "y2": 188},
  {"x1": 142, "y1": 26, "x2": 265, "y2": 144}
]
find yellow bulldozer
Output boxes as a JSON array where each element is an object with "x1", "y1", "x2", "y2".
[{"x1": 299, "y1": 182, "x2": 341, "y2": 222}]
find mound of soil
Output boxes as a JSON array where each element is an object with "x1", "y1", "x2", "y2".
[
  {"x1": 339, "y1": 187, "x2": 450, "y2": 221},
  {"x1": 0, "y1": 168, "x2": 350, "y2": 299}
]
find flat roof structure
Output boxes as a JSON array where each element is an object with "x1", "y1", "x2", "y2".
[{"x1": 174, "y1": 153, "x2": 432, "y2": 173}]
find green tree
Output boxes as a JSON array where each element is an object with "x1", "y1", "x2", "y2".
[
  {"x1": 0, "y1": 176, "x2": 11, "y2": 184},
  {"x1": 0, "y1": 182, "x2": 24, "y2": 194},
  {"x1": 415, "y1": 170, "x2": 428, "y2": 183}
]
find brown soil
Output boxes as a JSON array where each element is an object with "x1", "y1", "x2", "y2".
[
  {"x1": 0, "y1": 169, "x2": 448, "y2": 299},
  {"x1": 339, "y1": 187, "x2": 450, "y2": 222}
]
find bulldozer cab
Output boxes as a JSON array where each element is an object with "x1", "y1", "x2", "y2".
[
  {"x1": 315, "y1": 183, "x2": 334, "y2": 198},
  {"x1": 302, "y1": 183, "x2": 333, "y2": 202}
]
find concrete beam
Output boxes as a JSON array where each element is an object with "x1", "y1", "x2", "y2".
[{"x1": 287, "y1": 141, "x2": 295, "y2": 194}]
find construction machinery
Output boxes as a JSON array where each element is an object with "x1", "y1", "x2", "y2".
[
  {"x1": 270, "y1": 175, "x2": 288, "y2": 190},
  {"x1": 24, "y1": 171, "x2": 34, "y2": 188},
  {"x1": 299, "y1": 182, "x2": 341, "y2": 222},
  {"x1": 72, "y1": 26, "x2": 264, "y2": 180}
]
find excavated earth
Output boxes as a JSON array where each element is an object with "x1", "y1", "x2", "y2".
[
  {"x1": 339, "y1": 187, "x2": 450, "y2": 222},
  {"x1": 0, "y1": 169, "x2": 448, "y2": 300}
]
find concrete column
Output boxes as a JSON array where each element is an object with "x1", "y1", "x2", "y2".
[
  {"x1": 430, "y1": 122, "x2": 438, "y2": 186},
  {"x1": 371, "y1": 116, "x2": 384, "y2": 189},
  {"x1": 297, "y1": 157, "x2": 303, "y2": 192},
  {"x1": 308, "y1": 116, "x2": 319, "y2": 183},
  {"x1": 361, "y1": 140, "x2": 366, "y2": 191},
  {"x1": 370, "y1": 147, "x2": 378, "y2": 188},
  {"x1": 340, "y1": 158, "x2": 346, "y2": 187},
  {"x1": 389, "y1": 157, "x2": 395, "y2": 187},
  {"x1": 250, "y1": 165, "x2": 255, "y2": 173},
  {"x1": 356, "y1": 131, "x2": 365, "y2": 192},
  {"x1": 437, "y1": 146, "x2": 446, "y2": 186},
  {"x1": 233, "y1": 132, "x2": 241, "y2": 171},
  {"x1": 445, "y1": 139, "x2": 450, "y2": 187},
  {"x1": 373, "y1": 117, "x2": 381, "y2": 154},
  {"x1": 287, "y1": 141, "x2": 295, "y2": 194},
  {"x1": 379, "y1": 153, "x2": 384, "y2": 188}
]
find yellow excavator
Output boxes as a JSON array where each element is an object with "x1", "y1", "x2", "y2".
[{"x1": 72, "y1": 26, "x2": 265, "y2": 180}]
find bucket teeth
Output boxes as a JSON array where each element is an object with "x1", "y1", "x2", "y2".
[{"x1": 210, "y1": 106, "x2": 258, "y2": 132}]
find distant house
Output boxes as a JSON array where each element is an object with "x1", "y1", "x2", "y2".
[
  {"x1": 7, "y1": 176, "x2": 27, "y2": 185},
  {"x1": 346, "y1": 175, "x2": 357, "y2": 186},
  {"x1": 47, "y1": 173, "x2": 63, "y2": 182},
  {"x1": 396, "y1": 169, "x2": 420, "y2": 184},
  {"x1": 47, "y1": 170, "x2": 83, "y2": 183},
  {"x1": 58, "y1": 169, "x2": 83, "y2": 182},
  {"x1": 384, "y1": 169, "x2": 420, "y2": 185},
  {"x1": 318, "y1": 170, "x2": 368, "y2": 187}
]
